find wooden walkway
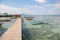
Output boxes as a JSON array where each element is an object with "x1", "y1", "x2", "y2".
[{"x1": 0, "y1": 18, "x2": 22, "y2": 40}]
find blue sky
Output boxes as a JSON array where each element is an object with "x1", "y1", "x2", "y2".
[
  {"x1": 0, "y1": 0, "x2": 58, "y2": 7},
  {"x1": 0, "y1": 0, "x2": 60, "y2": 15}
]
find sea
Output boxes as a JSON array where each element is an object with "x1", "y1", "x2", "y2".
[
  {"x1": 0, "y1": 19, "x2": 16, "y2": 36},
  {"x1": 22, "y1": 15, "x2": 60, "y2": 40}
]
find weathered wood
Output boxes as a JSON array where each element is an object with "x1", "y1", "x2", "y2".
[{"x1": 0, "y1": 18, "x2": 22, "y2": 40}]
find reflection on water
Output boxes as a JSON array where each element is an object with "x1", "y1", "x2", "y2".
[
  {"x1": 22, "y1": 16, "x2": 60, "y2": 40},
  {"x1": 0, "y1": 19, "x2": 16, "y2": 36}
]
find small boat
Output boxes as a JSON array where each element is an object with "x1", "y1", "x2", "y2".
[
  {"x1": 25, "y1": 17, "x2": 33, "y2": 20},
  {"x1": 0, "y1": 23, "x2": 3, "y2": 27},
  {"x1": 32, "y1": 21, "x2": 43, "y2": 25},
  {"x1": 0, "y1": 20, "x2": 10, "y2": 22},
  {"x1": 0, "y1": 17, "x2": 11, "y2": 22},
  {"x1": 32, "y1": 20, "x2": 48, "y2": 25}
]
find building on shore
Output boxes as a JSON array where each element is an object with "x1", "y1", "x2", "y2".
[{"x1": 11, "y1": 14, "x2": 21, "y2": 18}]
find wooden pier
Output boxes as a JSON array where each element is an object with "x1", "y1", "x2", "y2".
[{"x1": 0, "y1": 18, "x2": 22, "y2": 40}]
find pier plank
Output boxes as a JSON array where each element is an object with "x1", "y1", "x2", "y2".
[{"x1": 0, "y1": 18, "x2": 21, "y2": 40}]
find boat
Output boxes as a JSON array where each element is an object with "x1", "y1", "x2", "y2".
[
  {"x1": 0, "y1": 17, "x2": 11, "y2": 22},
  {"x1": 32, "y1": 20, "x2": 48, "y2": 25},
  {"x1": 0, "y1": 23, "x2": 3, "y2": 27},
  {"x1": 25, "y1": 17, "x2": 33, "y2": 20}
]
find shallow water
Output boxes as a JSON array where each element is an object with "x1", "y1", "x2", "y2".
[
  {"x1": 0, "y1": 19, "x2": 16, "y2": 36},
  {"x1": 22, "y1": 16, "x2": 60, "y2": 40}
]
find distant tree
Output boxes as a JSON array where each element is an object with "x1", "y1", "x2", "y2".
[
  {"x1": 0, "y1": 13, "x2": 3, "y2": 17},
  {"x1": 3, "y1": 13, "x2": 9, "y2": 17},
  {"x1": 3, "y1": 13, "x2": 8, "y2": 16}
]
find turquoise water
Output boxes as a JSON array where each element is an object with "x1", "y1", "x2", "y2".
[
  {"x1": 0, "y1": 19, "x2": 16, "y2": 36},
  {"x1": 22, "y1": 16, "x2": 60, "y2": 40}
]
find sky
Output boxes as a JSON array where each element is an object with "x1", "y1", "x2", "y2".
[{"x1": 0, "y1": 0, "x2": 60, "y2": 15}]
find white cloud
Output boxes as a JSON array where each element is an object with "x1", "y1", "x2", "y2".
[
  {"x1": 35, "y1": 0, "x2": 46, "y2": 3},
  {"x1": 0, "y1": 2, "x2": 60, "y2": 15},
  {"x1": 22, "y1": 0, "x2": 60, "y2": 15},
  {"x1": 24, "y1": 5, "x2": 45, "y2": 9},
  {"x1": 0, "y1": 5, "x2": 22, "y2": 14},
  {"x1": 0, "y1": 4, "x2": 34, "y2": 15},
  {"x1": 55, "y1": 2, "x2": 60, "y2": 8},
  {"x1": 47, "y1": 1, "x2": 60, "y2": 15},
  {"x1": 23, "y1": 1, "x2": 60, "y2": 15}
]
